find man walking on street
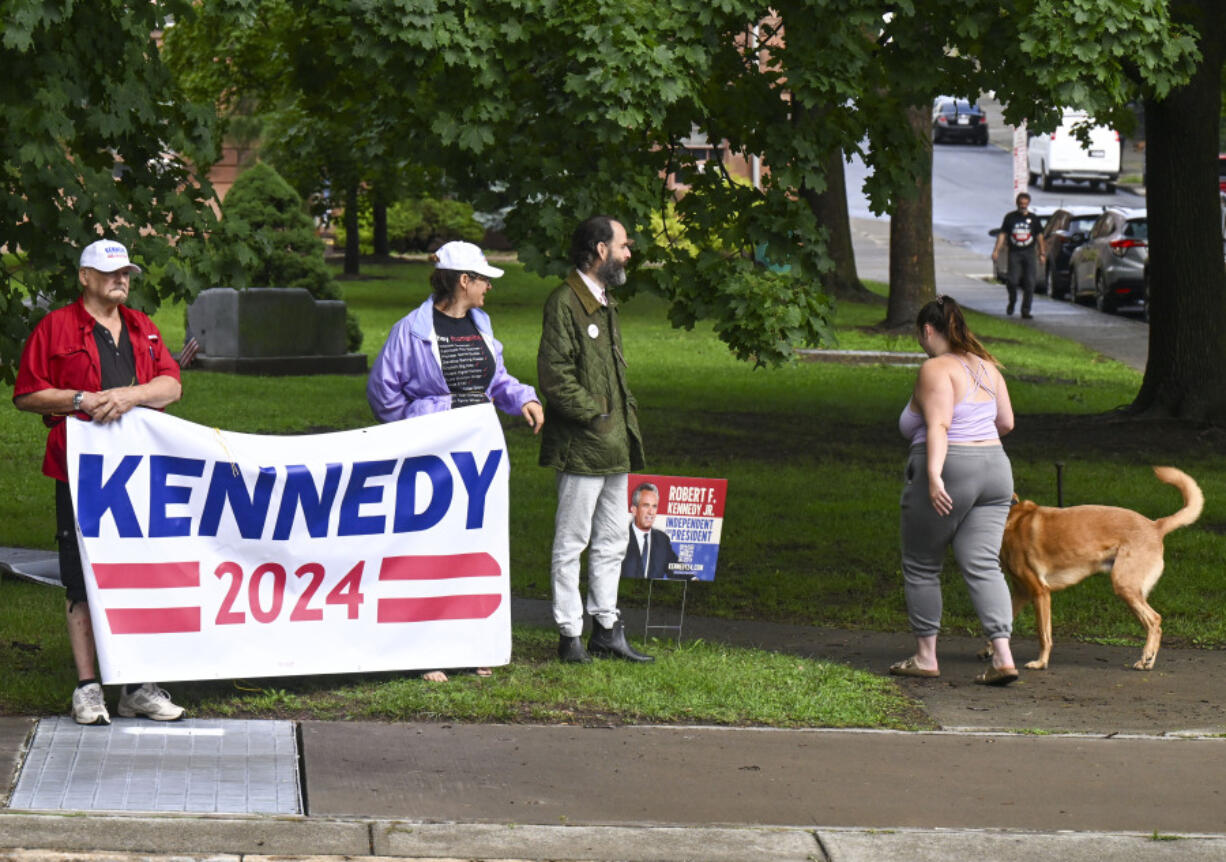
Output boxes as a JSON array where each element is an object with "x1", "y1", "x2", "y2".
[
  {"x1": 537, "y1": 216, "x2": 652, "y2": 664},
  {"x1": 14, "y1": 239, "x2": 188, "y2": 725},
  {"x1": 992, "y1": 192, "x2": 1046, "y2": 319}
]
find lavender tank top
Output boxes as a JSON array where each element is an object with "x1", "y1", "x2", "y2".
[{"x1": 899, "y1": 358, "x2": 999, "y2": 445}]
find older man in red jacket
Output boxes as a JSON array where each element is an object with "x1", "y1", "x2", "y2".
[{"x1": 13, "y1": 239, "x2": 185, "y2": 725}]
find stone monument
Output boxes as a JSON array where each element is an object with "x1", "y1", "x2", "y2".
[{"x1": 186, "y1": 287, "x2": 367, "y2": 375}]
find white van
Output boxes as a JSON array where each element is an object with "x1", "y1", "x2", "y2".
[{"x1": 1027, "y1": 109, "x2": 1122, "y2": 193}]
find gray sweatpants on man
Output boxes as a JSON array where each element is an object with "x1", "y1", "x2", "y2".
[{"x1": 899, "y1": 444, "x2": 1014, "y2": 639}]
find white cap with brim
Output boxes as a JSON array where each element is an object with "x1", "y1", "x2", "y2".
[
  {"x1": 79, "y1": 239, "x2": 142, "y2": 275},
  {"x1": 434, "y1": 241, "x2": 503, "y2": 279}
]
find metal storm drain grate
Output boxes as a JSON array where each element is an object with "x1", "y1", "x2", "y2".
[{"x1": 9, "y1": 716, "x2": 301, "y2": 815}]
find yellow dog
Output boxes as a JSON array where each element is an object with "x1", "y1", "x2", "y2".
[{"x1": 998, "y1": 466, "x2": 1203, "y2": 671}]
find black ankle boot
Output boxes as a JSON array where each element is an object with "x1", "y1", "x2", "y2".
[
  {"x1": 588, "y1": 619, "x2": 654, "y2": 663},
  {"x1": 558, "y1": 634, "x2": 592, "y2": 663}
]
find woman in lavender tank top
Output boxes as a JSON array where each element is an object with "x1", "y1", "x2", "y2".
[{"x1": 890, "y1": 297, "x2": 1020, "y2": 686}]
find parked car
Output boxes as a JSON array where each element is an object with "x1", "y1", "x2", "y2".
[
  {"x1": 1027, "y1": 109, "x2": 1121, "y2": 192},
  {"x1": 1143, "y1": 201, "x2": 1226, "y2": 322},
  {"x1": 1067, "y1": 207, "x2": 1148, "y2": 313},
  {"x1": 1041, "y1": 206, "x2": 1102, "y2": 298},
  {"x1": 932, "y1": 97, "x2": 988, "y2": 146},
  {"x1": 989, "y1": 205, "x2": 1057, "y2": 283},
  {"x1": 1218, "y1": 154, "x2": 1226, "y2": 193}
]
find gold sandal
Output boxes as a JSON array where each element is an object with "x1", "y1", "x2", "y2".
[
  {"x1": 889, "y1": 656, "x2": 940, "y2": 678},
  {"x1": 974, "y1": 665, "x2": 1019, "y2": 686}
]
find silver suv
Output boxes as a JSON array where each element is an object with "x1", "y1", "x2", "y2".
[{"x1": 1067, "y1": 207, "x2": 1148, "y2": 314}]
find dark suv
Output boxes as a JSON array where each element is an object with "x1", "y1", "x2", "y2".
[
  {"x1": 1067, "y1": 207, "x2": 1148, "y2": 313},
  {"x1": 1041, "y1": 207, "x2": 1102, "y2": 298},
  {"x1": 932, "y1": 98, "x2": 988, "y2": 146}
]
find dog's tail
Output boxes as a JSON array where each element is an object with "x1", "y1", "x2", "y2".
[{"x1": 1152, "y1": 466, "x2": 1204, "y2": 536}]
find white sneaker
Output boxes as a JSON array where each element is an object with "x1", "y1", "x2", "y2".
[
  {"x1": 117, "y1": 683, "x2": 185, "y2": 721},
  {"x1": 71, "y1": 682, "x2": 110, "y2": 725}
]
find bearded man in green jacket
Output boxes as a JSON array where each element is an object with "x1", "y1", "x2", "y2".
[{"x1": 537, "y1": 216, "x2": 652, "y2": 664}]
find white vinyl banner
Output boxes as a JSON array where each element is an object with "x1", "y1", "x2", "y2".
[{"x1": 66, "y1": 405, "x2": 511, "y2": 684}]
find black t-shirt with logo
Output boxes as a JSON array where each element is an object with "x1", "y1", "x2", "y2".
[
  {"x1": 1000, "y1": 210, "x2": 1042, "y2": 251},
  {"x1": 433, "y1": 307, "x2": 494, "y2": 408}
]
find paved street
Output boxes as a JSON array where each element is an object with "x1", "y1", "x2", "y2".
[{"x1": 846, "y1": 96, "x2": 1146, "y2": 256}]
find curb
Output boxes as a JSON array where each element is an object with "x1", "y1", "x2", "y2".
[
  {"x1": 2, "y1": 813, "x2": 1225, "y2": 861},
  {"x1": 0, "y1": 812, "x2": 367, "y2": 857},
  {"x1": 0, "y1": 813, "x2": 820, "y2": 860}
]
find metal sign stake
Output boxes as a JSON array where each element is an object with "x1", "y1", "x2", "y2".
[{"x1": 643, "y1": 578, "x2": 690, "y2": 644}]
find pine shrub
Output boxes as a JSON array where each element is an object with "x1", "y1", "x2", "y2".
[{"x1": 214, "y1": 162, "x2": 361, "y2": 350}]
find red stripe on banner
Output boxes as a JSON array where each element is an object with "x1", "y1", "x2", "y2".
[
  {"x1": 106, "y1": 607, "x2": 201, "y2": 634},
  {"x1": 377, "y1": 594, "x2": 502, "y2": 623},
  {"x1": 378, "y1": 553, "x2": 501, "y2": 581},
  {"x1": 93, "y1": 562, "x2": 200, "y2": 589}
]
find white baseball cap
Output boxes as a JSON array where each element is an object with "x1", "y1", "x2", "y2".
[
  {"x1": 79, "y1": 239, "x2": 142, "y2": 275},
  {"x1": 434, "y1": 241, "x2": 503, "y2": 279}
]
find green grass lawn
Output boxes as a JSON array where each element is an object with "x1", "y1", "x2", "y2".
[
  {"x1": 2, "y1": 259, "x2": 1223, "y2": 725},
  {"x1": 0, "y1": 595, "x2": 925, "y2": 728}
]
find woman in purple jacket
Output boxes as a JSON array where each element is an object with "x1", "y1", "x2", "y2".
[
  {"x1": 368, "y1": 240, "x2": 543, "y2": 681},
  {"x1": 368, "y1": 241, "x2": 544, "y2": 430}
]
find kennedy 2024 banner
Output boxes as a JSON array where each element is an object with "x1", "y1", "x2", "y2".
[{"x1": 67, "y1": 405, "x2": 510, "y2": 684}]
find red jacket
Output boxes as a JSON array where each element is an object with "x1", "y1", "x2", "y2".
[{"x1": 13, "y1": 298, "x2": 181, "y2": 482}]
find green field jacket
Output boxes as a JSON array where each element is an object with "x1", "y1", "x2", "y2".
[{"x1": 537, "y1": 271, "x2": 645, "y2": 475}]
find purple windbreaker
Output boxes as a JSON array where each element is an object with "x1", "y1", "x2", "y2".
[{"x1": 367, "y1": 297, "x2": 538, "y2": 422}]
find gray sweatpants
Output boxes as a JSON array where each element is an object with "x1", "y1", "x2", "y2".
[{"x1": 899, "y1": 444, "x2": 1014, "y2": 639}]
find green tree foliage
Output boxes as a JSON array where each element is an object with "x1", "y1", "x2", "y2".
[
  {"x1": 355, "y1": 0, "x2": 842, "y2": 365},
  {"x1": 0, "y1": 0, "x2": 219, "y2": 379},
  {"x1": 166, "y1": 0, "x2": 1208, "y2": 380},
  {"x1": 214, "y1": 162, "x2": 362, "y2": 351},
  {"x1": 163, "y1": 0, "x2": 419, "y2": 277},
  {"x1": 167, "y1": 0, "x2": 840, "y2": 365}
]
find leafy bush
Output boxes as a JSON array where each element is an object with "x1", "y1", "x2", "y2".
[
  {"x1": 214, "y1": 162, "x2": 361, "y2": 351},
  {"x1": 336, "y1": 197, "x2": 485, "y2": 253}
]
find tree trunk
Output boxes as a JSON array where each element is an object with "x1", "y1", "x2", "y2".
[
  {"x1": 884, "y1": 103, "x2": 936, "y2": 329},
  {"x1": 372, "y1": 191, "x2": 389, "y2": 257},
  {"x1": 801, "y1": 148, "x2": 877, "y2": 302},
  {"x1": 1131, "y1": 0, "x2": 1226, "y2": 420},
  {"x1": 344, "y1": 181, "x2": 361, "y2": 276}
]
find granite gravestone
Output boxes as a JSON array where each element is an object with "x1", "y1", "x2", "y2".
[{"x1": 186, "y1": 287, "x2": 366, "y2": 375}]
